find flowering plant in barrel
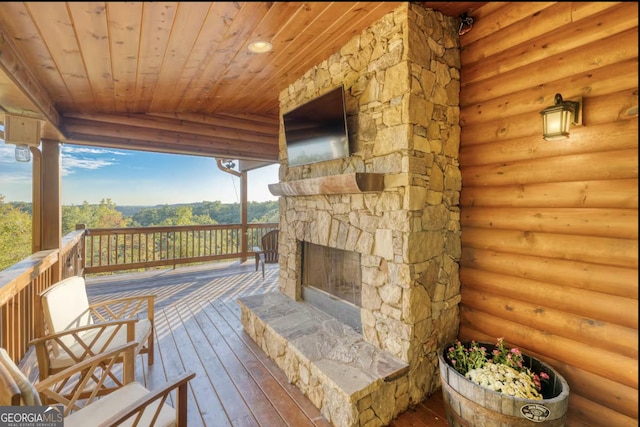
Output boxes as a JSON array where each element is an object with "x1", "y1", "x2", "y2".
[
  {"x1": 446, "y1": 337, "x2": 550, "y2": 400},
  {"x1": 439, "y1": 337, "x2": 569, "y2": 425}
]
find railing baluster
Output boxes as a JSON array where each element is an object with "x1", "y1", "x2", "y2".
[{"x1": 80, "y1": 223, "x2": 276, "y2": 274}]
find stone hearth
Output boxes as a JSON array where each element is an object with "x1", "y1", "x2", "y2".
[
  {"x1": 240, "y1": 4, "x2": 462, "y2": 427},
  {"x1": 239, "y1": 292, "x2": 409, "y2": 427}
]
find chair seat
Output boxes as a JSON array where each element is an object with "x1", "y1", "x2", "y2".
[
  {"x1": 35, "y1": 276, "x2": 156, "y2": 383},
  {"x1": 49, "y1": 318, "x2": 152, "y2": 370},
  {"x1": 64, "y1": 381, "x2": 175, "y2": 427},
  {"x1": 2, "y1": 343, "x2": 193, "y2": 427}
]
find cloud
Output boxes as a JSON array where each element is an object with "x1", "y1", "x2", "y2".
[
  {"x1": 0, "y1": 174, "x2": 29, "y2": 185},
  {"x1": 61, "y1": 146, "x2": 128, "y2": 176},
  {"x1": 0, "y1": 145, "x2": 32, "y2": 185},
  {"x1": 63, "y1": 146, "x2": 130, "y2": 156},
  {"x1": 0, "y1": 144, "x2": 17, "y2": 163}
]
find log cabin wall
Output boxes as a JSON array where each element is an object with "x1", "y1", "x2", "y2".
[{"x1": 456, "y1": 2, "x2": 638, "y2": 427}]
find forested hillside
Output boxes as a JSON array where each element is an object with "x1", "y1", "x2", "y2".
[
  {"x1": 129, "y1": 200, "x2": 279, "y2": 226},
  {"x1": 0, "y1": 196, "x2": 279, "y2": 270}
]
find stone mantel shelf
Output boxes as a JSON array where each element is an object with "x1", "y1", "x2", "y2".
[{"x1": 268, "y1": 172, "x2": 385, "y2": 196}]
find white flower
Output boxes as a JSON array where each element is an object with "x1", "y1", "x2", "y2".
[{"x1": 466, "y1": 362, "x2": 542, "y2": 400}]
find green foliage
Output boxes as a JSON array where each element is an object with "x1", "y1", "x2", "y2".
[
  {"x1": 131, "y1": 204, "x2": 216, "y2": 226},
  {"x1": 446, "y1": 340, "x2": 488, "y2": 374},
  {"x1": 131, "y1": 201, "x2": 278, "y2": 226},
  {"x1": 62, "y1": 199, "x2": 130, "y2": 234},
  {"x1": 7, "y1": 201, "x2": 32, "y2": 216},
  {"x1": 446, "y1": 338, "x2": 529, "y2": 376},
  {"x1": 248, "y1": 201, "x2": 279, "y2": 223},
  {"x1": 253, "y1": 207, "x2": 279, "y2": 223},
  {"x1": 0, "y1": 196, "x2": 32, "y2": 270},
  {"x1": 1, "y1": 196, "x2": 277, "y2": 271}
]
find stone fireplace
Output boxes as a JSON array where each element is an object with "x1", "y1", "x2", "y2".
[{"x1": 239, "y1": 4, "x2": 462, "y2": 427}]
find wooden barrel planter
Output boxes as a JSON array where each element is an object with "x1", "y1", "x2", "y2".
[{"x1": 438, "y1": 342, "x2": 570, "y2": 426}]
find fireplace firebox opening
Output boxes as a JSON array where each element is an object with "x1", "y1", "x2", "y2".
[{"x1": 301, "y1": 241, "x2": 362, "y2": 333}]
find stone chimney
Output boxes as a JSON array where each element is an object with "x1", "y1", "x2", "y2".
[{"x1": 241, "y1": 4, "x2": 462, "y2": 426}]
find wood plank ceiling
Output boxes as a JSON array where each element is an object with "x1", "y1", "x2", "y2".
[{"x1": 0, "y1": 2, "x2": 485, "y2": 164}]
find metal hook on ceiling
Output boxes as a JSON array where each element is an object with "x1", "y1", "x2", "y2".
[{"x1": 459, "y1": 12, "x2": 474, "y2": 36}]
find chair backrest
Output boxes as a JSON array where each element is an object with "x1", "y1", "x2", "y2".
[
  {"x1": 40, "y1": 276, "x2": 93, "y2": 354},
  {"x1": 0, "y1": 348, "x2": 41, "y2": 406},
  {"x1": 261, "y1": 230, "x2": 279, "y2": 264}
]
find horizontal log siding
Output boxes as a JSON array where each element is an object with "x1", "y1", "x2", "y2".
[{"x1": 457, "y1": 3, "x2": 638, "y2": 427}]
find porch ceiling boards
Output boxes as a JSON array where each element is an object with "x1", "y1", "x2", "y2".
[
  {"x1": 76, "y1": 261, "x2": 448, "y2": 427},
  {"x1": 0, "y1": 2, "x2": 485, "y2": 163}
]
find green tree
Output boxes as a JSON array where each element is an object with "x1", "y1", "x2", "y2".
[
  {"x1": 254, "y1": 209, "x2": 279, "y2": 223},
  {"x1": 0, "y1": 195, "x2": 32, "y2": 270},
  {"x1": 62, "y1": 199, "x2": 129, "y2": 234},
  {"x1": 131, "y1": 204, "x2": 217, "y2": 226},
  {"x1": 160, "y1": 205, "x2": 216, "y2": 226},
  {"x1": 128, "y1": 201, "x2": 278, "y2": 226},
  {"x1": 129, "y1": 207, "x2": 163, "y2": 227}
]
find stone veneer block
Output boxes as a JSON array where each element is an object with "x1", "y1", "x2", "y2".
[{"x1": 238, "y1": 291, "x2": 410, "y2": 427}]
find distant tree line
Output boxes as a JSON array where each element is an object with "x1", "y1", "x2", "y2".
[
  {"x1": 128, "y1": 200, "x2": 279, "y2": 227},
  {"x1": 0, "y1": 196, "x2": 278, "y2": 270}
]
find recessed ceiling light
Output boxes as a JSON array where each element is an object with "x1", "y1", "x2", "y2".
[{"x1": 248, "y1": 41, "x2": 272, "y2": 53}]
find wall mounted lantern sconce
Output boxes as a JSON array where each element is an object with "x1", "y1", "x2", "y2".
[
  {"x1": 540, "y1": 93, "x2": 583, "y2": 141},
  {"x1": 14, "y1": 144, "x2": 31, "y2": 162},
  {"x1": 3, "y1": 114, "x2": 42, "y2": 162}
]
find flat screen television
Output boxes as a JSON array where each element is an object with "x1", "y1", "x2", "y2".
[{"x1": 283, "y1": 85, "x2": 350, "y2": 167}]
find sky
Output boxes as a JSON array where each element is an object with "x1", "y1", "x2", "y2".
[{"x1": 0, "y1": 142, "x2": 280, "y2": 206}]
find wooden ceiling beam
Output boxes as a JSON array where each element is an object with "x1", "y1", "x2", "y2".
[
  {"x1": 0, "y1": 20, "x2": 62, "y2": 132},
  {"x1": 62, "y1": 117, "x2": 278, "y2": 161},
  {"x1": 63, "y1": 112, "x2": 278, "y2": 145},
  {"x1": 149, "y1": 112, "x2": 279, "y2": 132},
  {"x1": 62, "y1": 134, "x2": 277, "y2": 162}
]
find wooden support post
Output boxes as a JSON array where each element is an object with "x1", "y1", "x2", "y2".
[
  {"x1": 240, "y1": 170, "x2": 248, "y2": 262},
  {"x1": 31, "y1": 147, "x2": 42, "y2": 253},
  {"x1": 40, "y1": 139, "x2": 62, "y2": 282}
]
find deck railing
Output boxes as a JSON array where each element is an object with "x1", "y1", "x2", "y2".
[
  {"x1": 0, "y1": 222, "x2": 278, "y2": 365},
  {"x1": 84, "y1": 223, "x2": 278, "y2": 274},
  {"x1": 0, "y1": 228, "x2": 85, "y2": 364}
]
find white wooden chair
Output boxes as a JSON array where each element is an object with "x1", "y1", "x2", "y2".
[
  {"x1": 30, "y1": 275, "x2": 155, "y2": 382},
  {"x1": 0, "y1": 344, "x2": 194, "y2": 427}
]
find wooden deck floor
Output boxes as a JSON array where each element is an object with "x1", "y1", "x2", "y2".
[{"x1": 84, "y1": 260, "x2": 449, "y2": 427}]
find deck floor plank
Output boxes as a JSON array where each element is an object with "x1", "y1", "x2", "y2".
[
  {"x1": 190, "y1": 304, "x2": 287, "y2": 426},
  {"x1": 156, "y1": 306, "x2": 209, "y2": 426},
  {"x1": 389, "y1": 398, "x2": 449, "y2": 427},
  {"x1": 82, "y1": 261, "x2": 447, "y2": 427},
  {"x1": 205, "y1": 298, "x2": 331, "y2": 427},
  {"x1": 214, "y1": 298, "x2": 334, "y2": 427}
]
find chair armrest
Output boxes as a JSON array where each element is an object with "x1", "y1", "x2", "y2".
[
  {"x1": 30, "y1": 319, "x2": 139, "y2": 347},
  {"x1": 30, "y1": 319, "x2": 140, "y2": 369},
  {"x1": 98, "y1": 371, "x2": 196, "y2": 427},
  {"x1": 36, "y1": 342, "x2": 139, "y2": 414},
  {"x1": 89, "y1": 294, "x2": 156, "y2": 322}
]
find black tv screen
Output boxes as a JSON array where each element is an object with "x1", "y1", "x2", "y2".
[{"x1": 283, "y1": 85, "x2": 349, "y2": 167}]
